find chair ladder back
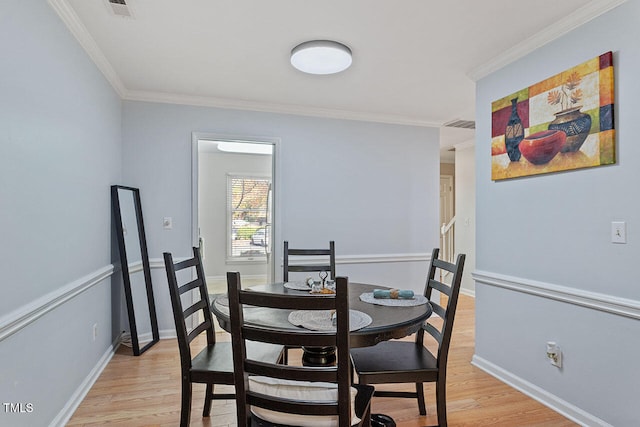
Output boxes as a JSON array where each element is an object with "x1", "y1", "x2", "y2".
[
  {"x1": 245, "y1": 360, "x2": 339, "y2": 383},
  {"x1": 287, "y1": 248, "x2": 334, "y2": 256},
  {"x1": 228, "y1": 272, "x2": 355, "y2": 425},
  {"x1": 182, "y1": 298, "x2": 207, "y2": 319},
  {"x1": 186, "y1": 318, "x2": 213, "y2": 344},
  {"x1": 242, "y1": 327, "x2": 337, "y2": 349},
  {"x1": 287, "y1": 264, "x2": 334, "y2": 273},
  {"x1": 427, "y1": 277, "x2": 452, "y2": 297},
  {"x1": 283, "y1": 240, "x2": 336, "y2": 282},
  {"x1": 247, "y1": 393, "x2": 342, "y2": 417},
  {"x1": 165, "y1": 255, "x2": 188, "y2": 370},
  {"x1": 423, "y1": 298, "x2": 446, "y2": 342},
  {"x1": 164, "y1": 248, "x2": 216, "y2": 365},
  {"x1": 428, "y1": 251, "x2": 466, "y2": 363},
  {"x1": 431, "y1": 257, "x2": 458, "y2": 275},
  {"x1": 178, "y1": 278, "x2": 201, "y2": 295}
]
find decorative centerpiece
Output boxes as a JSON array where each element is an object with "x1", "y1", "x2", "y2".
[{"x1": 308, "y1": 271, "x2": 335, "y2": 294}]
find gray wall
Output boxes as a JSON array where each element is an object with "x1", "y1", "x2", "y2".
[
  {"x1": 121, "y1": 100, "x2": 441, "y2": 335},
  {"x1": 0, "y1": 1, "x2": 122, "y2": 426},
  {"x1": 454, "y1": 144, "x2": 475, "y2": 295},
  {"x1": 475, "y1": 1, "x2": 639, "y2": 425},
  {"x1": 0, "y1": 2, "x2": 445, "y2": 426}
]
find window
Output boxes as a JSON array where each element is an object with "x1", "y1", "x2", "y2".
[{"x1": 227, "y1": 175, "x2": 271, "y2": 261}]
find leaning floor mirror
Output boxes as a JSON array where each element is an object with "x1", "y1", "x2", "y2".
[{"x1": 111, "y1": 185, "x2": 159, "y2": 355}]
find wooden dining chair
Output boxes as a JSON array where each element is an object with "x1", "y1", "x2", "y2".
[
  {"x1": 227, "y1": 272, "x2": 374, "y2": 427},
  {"x1": 282, "y1": 240, "x2": 336, "y2": 364},
  {"x1": 164, "y1": 247, "x2": 284, "y2": 427},
  {"x1": 283, "y1": 240, "x2": 336, "y2": 282},
  {"x1": 350, "y1": 248, "x2": 466, "y2": 427}
]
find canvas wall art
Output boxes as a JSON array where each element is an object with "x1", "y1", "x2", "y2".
[{"x1": 491, "y1": 51, "x2": 615, "y2": 180}]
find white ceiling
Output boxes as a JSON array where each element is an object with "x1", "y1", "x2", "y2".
[{"x1": 53, "y1": 0, "x2": 623, "y2": 161}]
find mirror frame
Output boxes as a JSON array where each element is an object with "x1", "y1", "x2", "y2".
[{"x1": 111, "y1": 185, "x2": 159, "y2": 355}]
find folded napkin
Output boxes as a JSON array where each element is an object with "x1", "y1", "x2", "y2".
[{"x1": 373, "y1": 288, "x2": 414, "y2": 299}]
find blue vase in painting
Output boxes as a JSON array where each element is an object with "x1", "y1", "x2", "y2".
[
  {"x1": 505, "y1": 97, "x2": 524, "y2": 161},
  {"x1": 548, "y1": 106, "x2": 592, "y2": 152}
]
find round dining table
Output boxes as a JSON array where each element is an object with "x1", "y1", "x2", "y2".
[{"x1": 211, "y1": 282, "x2": 432, "y2": 364}]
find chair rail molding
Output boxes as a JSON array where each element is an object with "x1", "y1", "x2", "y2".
[
  {"x1": 473, "y1": 270, "x2": 640, "y2": 320},
  {"x1": 1, "y1": 254, "x2": 432, "y2": 342},
  {"x1": 0, "y1": 265, "x2": 114, "y2": 342}
]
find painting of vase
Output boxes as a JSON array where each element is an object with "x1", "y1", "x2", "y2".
[{"x1": 490, "y1": 51, "x2": 615, "y2": 180}]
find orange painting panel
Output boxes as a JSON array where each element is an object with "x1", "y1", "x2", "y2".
[{"x1": 599, "y1": 66, "x2": 614, "y2": 107}]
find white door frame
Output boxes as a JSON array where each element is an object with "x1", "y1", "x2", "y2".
[{"x1": 440, "y1": 174, "x2": 454, "y2": 226}]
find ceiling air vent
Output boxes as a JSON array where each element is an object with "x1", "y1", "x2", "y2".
[
  {"x1": 443, "y1": 119, "x2": 476, "y2": 130},
  {"x1": 106, "y1": 0, "x2": 133, "y2": 18}
]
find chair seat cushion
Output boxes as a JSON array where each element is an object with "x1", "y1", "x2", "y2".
[
  {"x1": 248, "y1": 376, "x2": 360, "y2": 426},
  {"x1": 191, "y1": 341, "x2": 284, "y2": 376},
  {"x1": 350, "y1": 340, "x2": 438, "y2": 383}
]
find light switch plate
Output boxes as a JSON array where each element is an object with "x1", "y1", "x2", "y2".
[
  {"x1": 611, "y1": 221, "x2": 626, "y2": 244},
  {"x1": 163, "y1": 217, "x2": 173, "y2": 230}
]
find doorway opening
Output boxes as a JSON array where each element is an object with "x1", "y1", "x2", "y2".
[
  {"x1": 440, "y1": 174, "x2": 455, "y2": 262},
  {"x1": 192, "y1": 135, "x2": 276, "y2": 294}
]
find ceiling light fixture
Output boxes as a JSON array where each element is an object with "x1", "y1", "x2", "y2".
[
  {"x1": 290, "y1": 40, "x2": 352, "y2": 75},
  {"x1": 216, "y1": 141, "x2": 273, "y2": 155}
]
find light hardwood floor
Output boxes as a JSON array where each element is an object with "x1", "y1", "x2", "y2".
[{"x1": 68, "y1": 295, "x2": 576, "y2": 426}]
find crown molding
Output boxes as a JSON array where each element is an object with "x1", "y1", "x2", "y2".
[
  {"x1": 48, "y1": 0, "x2": 127, "y2": 97},
  {"x1": 48, "y1": 0, "x2": 440, "y2": 128},
  {"x1": 51, "y1": 0, "x2": 626, "y2": 126},
  {"x1": 123, "y1": 89, "x2": 441, "y2": 127},
  {"x1": 467, "y1": 0, "x2": 628, "y2": 81}
]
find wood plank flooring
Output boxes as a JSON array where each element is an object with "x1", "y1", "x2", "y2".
[{"x1": 67, "y1": 295, "x2": 576, "y2": 426}]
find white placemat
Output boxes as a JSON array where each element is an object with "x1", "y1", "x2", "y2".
[
  {"x1": 288, "y1": 310, "x2": 372, "y2": 331},
  {"x1": 359, "y1": 292, "x2": 428, "y2": 307},
  {"x1": 214, "y1": 296, "x2": 229, "y2": 307},
  {"x1": 283, "y1": 281, "x2": 311, "y2": 291}
]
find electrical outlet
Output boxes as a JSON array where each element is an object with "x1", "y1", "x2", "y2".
[
  {"x1": 93, "y1": 323, "x2": 98, "y2": 341},
  {"x1": 546, "y1": 341, "x2": 562, "y2": 368}
]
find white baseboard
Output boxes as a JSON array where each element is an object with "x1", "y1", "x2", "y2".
[
  {"x1": 471, "y1": 355, "x2": 612, "y2": 427},
  {"x1": 49, "y1": 335, "x2": 121, "y2": 427},
  {"x1": 159, "y1": 328, "x2": 177, "y2": 340},
  {"x1": 460, "y1": 287, "x2": 475, "y2": 298}
]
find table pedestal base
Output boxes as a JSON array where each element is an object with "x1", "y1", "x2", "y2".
[
  {"x1": 301, "y1": 346, "x2": 336, "y2": 366},
  {"x1": 371, "y1": 413, "x2": 396, "y2": 426}
]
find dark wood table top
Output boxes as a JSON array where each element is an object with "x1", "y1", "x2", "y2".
[{"x1": 211, "y1": 282, "x2": 432, "y2": 348}]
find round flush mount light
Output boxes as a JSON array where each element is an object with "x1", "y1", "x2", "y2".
[{"x1": 290, "y1": 40, "x2": 352, "y2": 75}]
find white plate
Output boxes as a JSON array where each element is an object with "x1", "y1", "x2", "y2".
[{"x1": 283, "y1": 281, "x2": 311, "y2": 291}]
